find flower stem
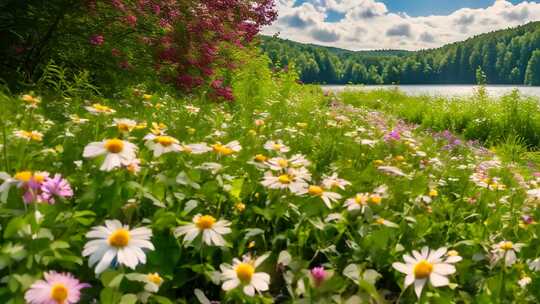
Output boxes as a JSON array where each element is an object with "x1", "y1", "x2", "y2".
[{"x1": 1, "y1": 120, "x2": 9, "y2": 171}]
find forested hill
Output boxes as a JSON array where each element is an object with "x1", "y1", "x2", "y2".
[{"x1": 260, "y1": 21, "x2": 540, "y2": 85}]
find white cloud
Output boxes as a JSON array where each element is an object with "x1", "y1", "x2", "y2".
[{"x1": 262, "y1": 0, "x2": 540, "y2": 51}]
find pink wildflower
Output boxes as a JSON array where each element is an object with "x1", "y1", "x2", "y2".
[
  {"x1": 40, "y1": 174, "x2": 73, "y2": 204},
  {"x1": 25, "y1": 271, "x2": 90, "y2": 304}
]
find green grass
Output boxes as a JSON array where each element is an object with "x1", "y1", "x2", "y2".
[
  {"x1": 339, "y1": 88, "x2": 540, "y2": 149},
  {"x1": 1, "y1": 59, "x2": 540, "y2": 303}
]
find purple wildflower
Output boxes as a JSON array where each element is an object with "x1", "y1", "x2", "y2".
[
  {"x1": 40, "y1": 174, "x2": 73, "y2": 204},
  {"x1": 385, "y1": 129, "x2": 401, "y2": 141}
]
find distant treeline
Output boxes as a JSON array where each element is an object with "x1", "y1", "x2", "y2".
[{"x1": 260, "y1": 21, "x2": 540, "y2": 85}]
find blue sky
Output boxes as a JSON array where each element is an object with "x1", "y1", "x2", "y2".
[
  {"x1": 265, "y1": 0, "x2": 540, "y2": 50},
  {"x1": 381, "y1": 0, "x2": 527, "y2": 16},
  {"x1": 294, "y1": 0, "x2": 529, "y2": 17}
]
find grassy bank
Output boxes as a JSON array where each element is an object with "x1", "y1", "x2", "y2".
[{"x1": 339, "y1": 88, "x2": 540, "y2": 152}]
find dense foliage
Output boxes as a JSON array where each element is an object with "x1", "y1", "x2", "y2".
[
  {"x1": 261, "y1": 22, "x2": 540, "y2": 85},
  {"x1": 3, "y1": 58, "x2": 540, "y2": 303},
  {"x1": 0, "y1": 0, "x2": 276, "y2": 98}
]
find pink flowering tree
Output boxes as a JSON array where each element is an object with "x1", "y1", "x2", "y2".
[{"x1": 0, "y1": 0, "x2": 277, "y2": 100}]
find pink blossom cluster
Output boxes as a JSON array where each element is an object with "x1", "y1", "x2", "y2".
[
  {"x1": 21, "y1": 173, "x2": 73, "y2": 204},
  {"x1": 88, "y1": 0, "x2": 276, "y2": 100}
]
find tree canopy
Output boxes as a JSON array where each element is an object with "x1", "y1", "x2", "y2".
[{"x1": 261, "y1": 21, "x2": 540, "y2": 85}]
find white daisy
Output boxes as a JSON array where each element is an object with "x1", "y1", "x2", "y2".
[
  {"x1": 181, "y1": 143, "x2": 212, "y2": 154},
  {"x1": 392, "y1": 247, "x2": 460, "y2": 298},
  {"x1": 378, "y1": 166, "x2": 408, "y2": 177},
  {"x1": 321, "y1": 173, "x2": 351, "y2": 190},
  {"x1": 490, "y1": 241, "x2": 524, "y2": 267},
  {"x1": 114, "y1": 118, "x2": 137, "y2": 133},
  {"x1": 263, "y1": 140, "x2": 290, "y2": 153},
  {"x1": 126, "y1": 272, "x2": 164, "y2": 293},
  {"x1": 212, "y1": 141, "x2": 242, "y2": 156},
  {"x1": 85, "y1": 103, "x2": 116, "y2": 115},
  {"x1": 344, "y1": 193, "x2": 370, "y2": 213},
  {"x1": 266, "y1": 157, "x2": 290, "y2": 171},
  {"x1": 288, "y1": 154, "x2": 311, "y2": 168},
  {"x1": 13, "y1": 130, "x2": 43, "y2": 141},
  {"x1": 174, "y1": 214, "x2": 231, "y2": 246},
  {"x1": 82, "y1": 220, "x2": 154, "y2": 274},
  {"x1": 220, "y1": 254, "x2": 270, "y2": 296},
  {"x1": 303, "y1": 185, "x2": 342, "y2": 208},
  {"x1": 261, "y1": 168, "x2": 311, "y2": 194},
  {"x1": 83, "y1": 138, "x2": 138, "y2": 171},
  {"x1": 144, "y1": 134, "x2": 182, "y2": 157}
]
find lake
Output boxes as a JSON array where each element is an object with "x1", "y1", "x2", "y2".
[{"x1": 322, "y1": 84, "x2": 540, "y2": 98}]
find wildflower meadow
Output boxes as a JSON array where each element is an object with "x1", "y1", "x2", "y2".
[{"x1": 2, "y1": 1, "x2": 540, "y2": 303}]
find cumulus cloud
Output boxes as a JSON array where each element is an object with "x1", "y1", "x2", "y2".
[
  {"x1": 386, "y1": 24, "x2": 412, "y2": 37},
  {"x1": 311, "y1": 26, "x2": 341, "y2": 42},
  {"x1": 262, "y1": 0, "x2": 540, "y2": 51},
  {"x1": 454, "y1": 14, "x2": 475, "y2": 26},
  {"x1": 420, "y1": 32, "x2": 436, "y2": 43},
  {"x1": 502, "y1": 6, "x2": 529, "y2": 21}
]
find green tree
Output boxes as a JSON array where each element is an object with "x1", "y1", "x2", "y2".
[
  {"x1": 524, "y1": 49, "x2": 540, "y2": 85},
  {"x1": 476, "y1": 66, "x2": 487, "y2": 85}
]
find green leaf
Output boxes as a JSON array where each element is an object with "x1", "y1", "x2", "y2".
[
  {"x1": 4, "y1": 217, "x2": 26, "y2": 238},
  {"x1": 228, "y1": 178, "x2": 244, "y2": 200},
  {"x1": 100, "y1": 287, "x2": 123, "y2": 304},
  {"x1": 119, "y1": 294, "x2": 138, "y2": 304},
  {"x1": 100, "y1": 270, "x2": 122, "y2": 288}
]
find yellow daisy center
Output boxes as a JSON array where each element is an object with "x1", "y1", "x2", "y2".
[
  {"x1": 429, "y1": 189, "x2": 438, "y2": 197},
  {"x1": 272, "y1": 143, "x2": 283, "y2": 150},
  {"x1": 414, "y1": 260, "x2": 433, "y2": 279},
  {"x1": 104, "y1": 139, "x2": 124, "y2": 153},
  {"x1": 31, "y1": 133, "x2": 42, "y2": 141},
  {"x1": 195, "y1": 215, "x2": 216, "y2": 230},
  {"x1": 33, "y1": 173, "x2": 46, "y2": 183},
  {"x1": 447, "y1": 250, "x2": 459, "y2": 256},
  {"x1": 154, "y1": 136, "x2": 176, "y2": 147},
  {"x1": 355, "y1": 194, "x2": 368, "y2": 205},
  {"x1": 212, "y1": 144, "x2": 234, "y2": 155},
  {"x1": 277, "y1": 159, "x2": 289, "y2": 168},
  {"x1": 14, "y1": 171, "x2": 32, "y2": 182},
  {"x1": 235, "y1": 263, "x2": 255, "y2": 283},
  {"x1": 117, "y1": 123, "x2": 131, "y2": 132},
  {"x1": 147, "y1": 273, "x2": 163, "y2": 285},
  {"x1": 93, "y1": 103, "x2": 112, "y2": 112},
  {"x1": 108, "y1": 228, "x2": 131, "y2": 247},
  {"x1": 500, "y1": 241, "x2": 513, "y2": 251},
  {"x1": 308, "y1": 185, "x2": 324, "y2": 196},
  {"x1": 50, "y1": 283, "x2": 68, "y2": 303},
  {"x1": 370, "y1": 194, "x2": 382, "y2": 205},
  {"x1": 254, "y1": 154, "x2": 267, "y2": 162},
  {"x1": 375, "y1": 218, "x2": 386, "y2": 225},
  {"x1": 278, "y1": 174, "x2": 291, "y2": 184}
]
